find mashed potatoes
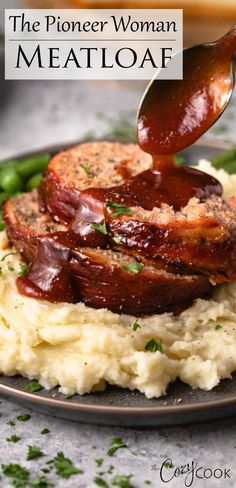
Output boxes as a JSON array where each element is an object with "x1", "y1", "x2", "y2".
[{"x1": 0, "y1": 160, "x2": 236, "y2": 399}]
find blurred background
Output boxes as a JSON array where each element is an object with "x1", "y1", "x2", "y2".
[
  {"x1": 0, "y1": 0, "x2": 236, "y2": 160},
  {"x1": 24, "y1": 0, "x2": 236, "y2": 47}
]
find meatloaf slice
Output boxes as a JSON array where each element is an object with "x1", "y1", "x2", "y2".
[
  {"x1": 39, "y1": 141, "x2": 152, "y2": 223},
  {"x1": 68, "y1": 248, "x2": 213, "y2": 315},
  {"x1": 71, "y1": 191, "x2": 236, "y2": 280},
  {"x1": 3, "y1": 189, "x2": 66, "y2": 261},
  {"x1": 3, "y1": 191, "x2": 212, "y2": 315}
]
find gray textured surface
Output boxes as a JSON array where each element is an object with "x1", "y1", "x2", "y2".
[{"x1": 1, "y1": 2, "x2": 236, "y2": 486}]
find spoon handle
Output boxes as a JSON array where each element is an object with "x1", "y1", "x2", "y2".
[{"x1": 218, "y1": 24, "x2": 236, "y2": 55}]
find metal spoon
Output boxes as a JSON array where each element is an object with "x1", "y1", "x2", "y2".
[{"x1": 137, "y1": 25, "x2": 236, "y2": 159}]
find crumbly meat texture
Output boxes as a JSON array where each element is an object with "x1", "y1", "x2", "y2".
[
  {"x1": 5, "y1": 190, "x2": 66, "y2": 235},
  {"x1": 131, "y1": 195, "x2": 236, "y2": 233},
  {"x1": 3, "y1": 190, "x2": 66, "y2": 261},
  {"x1": 49, "y1": 141, "x2": 152, "y2": 188},
  {"x1": 39, "y1": 142, "x2": 152, "y2": 223}
]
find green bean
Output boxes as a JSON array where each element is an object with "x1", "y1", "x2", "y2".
[
  {"x1": 16, "y1": 154, "x2": 50, "y2": 179},
  {"x1": 219, "y1": 160, "x2": 236, "y2": 174},
  {"x1": 0, "y1": 167, "x2": 23, "y2": 193},
  {"x1": 26, "y1": 173, "x2": 42, "y2": 191},
  {"x1": 0, "y1": 192, "x2": 12, "y2": 205},
  {"x1": 0, "y1": 160, "x2": 18, "y2": 170},
  {"x1": 174, "y1": 155, "x2": 185, "y2": 166},
  {"x1": 210, "y1": 149, "x2": 236, "y2": 169}
]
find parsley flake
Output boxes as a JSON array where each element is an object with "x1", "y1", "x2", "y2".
[
  {"x1": 7, "y1": 434, "x2": 21, "y2": 443},
  {"x1": 215, "y1": 324, "x2": 222, "y2": 331},
  {"x1": 118, "y1": 259, "x2": 144, "y2": 274},
  {"x1": 7, "y1": 420, "x2": 15, "y2": 426},
  {"x1": 18, "y1": 262, "x2": 31, "y2": 276},
  {"x1": 52, "y1": 452, "x2": 83, "y2": 478},
  {"x1": 41, "y1": 428, "x2": 50, "y2": 435},
  {"x1": 107, "y1": 437, "x2": 127, "y2": 457},
  {"x1": 95, "y1": 458, "x2": 104, "y2": 467},
  {"x1": 112, "y1": 236, "x2": 121, "y2": 245},
  {"x1": 132, "y1": 320, "x2": 140, "y2": 331},
  {"x1": 164, "y1": 460, "x2": 173, "y2": 468},
  {"x1": 17, "y1": 414, "x2": 31, "y2": 422},
  {"x1": 94, "y1": 477, "x2": 109, "y2": 487},
  {"x1": 24, "y1": 381, "x2": 43, "y2": 393},
  {"x1": 64, "y1": 393, "x2": 75, "y2": 400},
  {"x1": 30, "y1": 476, "x2": 54, "y2": 487},
  {"x1": 112, "y1": 474, "x2": 133, "y2": 487},
  {"x1": 81, "y1": 163, "x2": 91, "y2": 174},
  {"x1": 106, "y1": 201, "x2": 133, "y2": 218},
  {"x1": 27, "y1": 445, "x2": 45, "y2": 461},
  {"x1": 1, "y1": 463, "x2": 29, "y2": 487},
  {"x1": 145, "y1": 338, "x2": 163, "y2": 353},
  {"x1": 91, "y1": 221, "x2": 108, "y2": 235}
]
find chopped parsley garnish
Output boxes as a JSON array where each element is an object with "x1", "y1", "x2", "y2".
[
  {"x1": 64, "y1": 393, "x2": 75, "y2": 400},
  {"x1": 95, "y1": 458, "x2": 104, "y2": 467},
  {"x1": 81, "y1": 163, "x2": 91, "y2": 174},
  {"x1": 145, "y1": 338, "x2": 163, "y2": 353},
  {"x1": 41, "y1": 468, "x2": 51, "y2": 474},
  {"x1": 106, "y1": 201, "x2": 133, "y2": 218},
  {"x1": 27, "y1": 445, "x2": 45, "y2": 461},
  {"x1": 107, "y1": 465, "x2": 114, "y2": 474},
  {"x1": 1, "y1": 252, "x2": 16, "y2": 261},
  {"x1": 18, "y1": 262, "x2": 31, "y2": 276},
  {"x1": 0, "y1": 267, "x2": 3, "y2": 276},
  {"x1": 30, "y1": 476, "x2": 54, "y2": 487},
  {"x1": 1, "y1": 463, "x2": 29, "y2": 487},
  {"x1": 107, "y1": 437, "x2": 127, "y2": 457},
  {"x1": 52, "y1": 452, "x2": 83, "y2": 478},
  {"x1": 215, "y1": 324, "x2": 222, "y2": 331},
  {"x1": 41, "y1": 428, "x2": 50, "y2": 435},
  {"x1": 7, "y1": 434, "x2": 21, "y2": 443},
  {"x1": 91, "y1": 220, "x2": 108, "y2": 235},
  {"x1": 112, "y1": 474, "x2": 133, "y2": 487},
  {"x1": 118, "y1": 259, "x2": 144, "y2": 274},
  {"x1": 94, "y1": 477, "x2": 110, "y2": 487},
  {"x1": 24, "y1": 381, "x2": 43, "y2": 393},
  {"x1": 17, "y1": 414, "x2": 31, "y2": 422},
  {"x1": 112, "y1": 236, "x2": 121, "y2": 245},
  {"x1": 7, "y1": 420, "x2": 15, "y2": 426},
  {"x1": 164, "y1": 460, "x2": 173, "y2": 468},
  {"x1": 132, "y1": 320, "x2": 140, "y2": 331}
]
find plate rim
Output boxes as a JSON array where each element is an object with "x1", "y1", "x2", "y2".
[{"x1": 1, "y1": 380, "x2": 236, "y2": 416}]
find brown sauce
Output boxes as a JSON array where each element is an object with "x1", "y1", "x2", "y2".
[
  {"x1": 17, "y1": 27, "x2": 236, "y2": 305},
  {"x1": 17, "y1": 163, "x2": 222, "y2": 302}
]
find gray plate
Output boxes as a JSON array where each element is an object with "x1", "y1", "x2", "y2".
[{"x1": 0, "y1": 139, "x2": 235, "y2": 427}]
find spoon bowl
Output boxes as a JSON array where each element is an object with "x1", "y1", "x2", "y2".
[{"x1": 137, "y1": 25, "x2": 236, "y2": 157}]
